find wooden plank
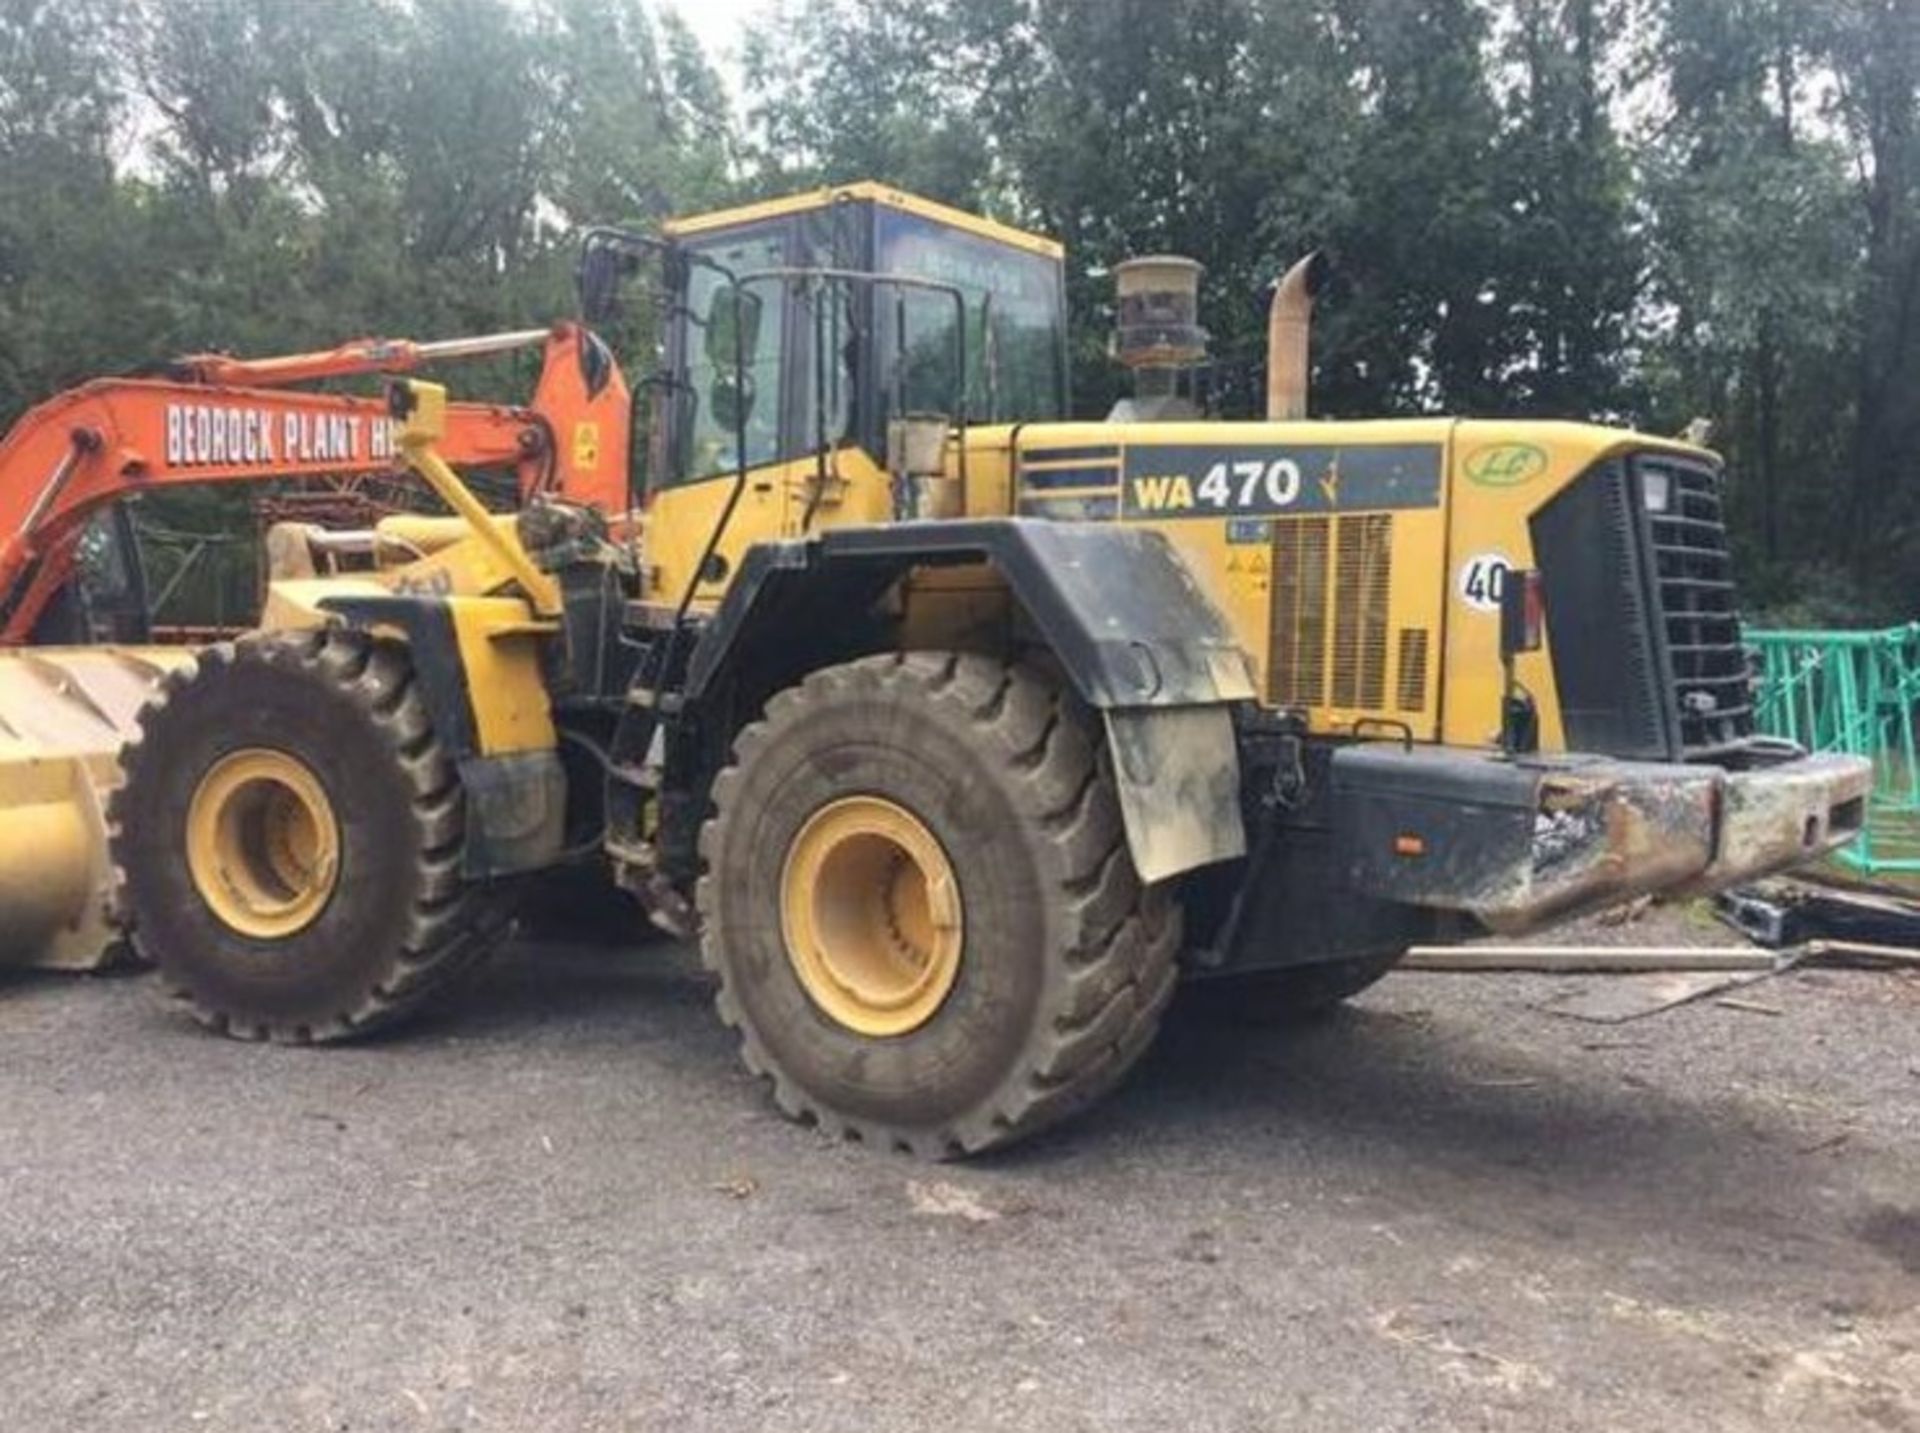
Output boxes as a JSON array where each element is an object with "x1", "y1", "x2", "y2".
[{"x1": 1403, "y1": 946, "x2": 1777, "y2": 973}]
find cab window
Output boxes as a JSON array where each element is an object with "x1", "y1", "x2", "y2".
[
  {"x1": 678, "y1": 224, "x2": 789, "y2": 483},
  {"x1": 874, "y1": 209, "x2": 1067, "y2": 425}
]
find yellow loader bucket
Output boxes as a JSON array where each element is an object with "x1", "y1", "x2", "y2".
[{"x1": 0, "y1": 647, "x2": 192, "y2": 971}]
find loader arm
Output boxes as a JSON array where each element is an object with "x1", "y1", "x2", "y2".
[{"x1": 0, "y1": 321, "x2": 630, "y2": 643}]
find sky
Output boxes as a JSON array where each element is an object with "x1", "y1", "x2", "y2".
[{"x1": 663, "y1": 0, "x2": 766, "y2": 100}]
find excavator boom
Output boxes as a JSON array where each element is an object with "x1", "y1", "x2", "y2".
[
  {"x1": 168, "y1": 327, "x2": 554, "y2": 389},
  {"x1": 0, "y1": 320, "x2": 629, "y2": 643}
]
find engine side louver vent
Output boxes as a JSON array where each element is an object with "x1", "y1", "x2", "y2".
[
  {"x1": 1268, "y1": 513, "x2": 1395, "y2": 714},
  {"x1": 1332, "y1": 514, "x2": 1392, "y2": 709},
  {"x1": 1268, "y1": 516, "x2": 1330, "y2": 708},
  {"x1": 1396, "y1": 627, "x2": 1429, "y2": 713}
]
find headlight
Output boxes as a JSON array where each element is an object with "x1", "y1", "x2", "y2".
[{"x1": 1642, "y1": 468, "x2": 1672, "y2": 513}]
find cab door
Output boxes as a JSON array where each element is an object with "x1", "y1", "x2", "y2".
[{"x1": 642, "y1": 218, "x2": 801, "y2": 607}]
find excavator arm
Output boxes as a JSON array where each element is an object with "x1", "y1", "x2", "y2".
[{"x1": 0, "y1": 321, "x2": 630, "y2": 642}]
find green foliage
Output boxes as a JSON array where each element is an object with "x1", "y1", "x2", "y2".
[
  {"x1": 0, "y1": 0, "x2": 731, "y2": 423},
  {"x1": 749, "y1": 0, "x2": 1920, "y2": 613},
  {"x1": 0, "y1": 0, "x2": 1917, "y2": 623},
  {"x1": 742, "y1": 0, "x2": 1644, "y2": 419},
  {"x1": 0, "y1": 0, "x2": 730, "y2": 622}
]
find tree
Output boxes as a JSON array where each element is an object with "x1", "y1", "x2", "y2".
[
  {"x1": 0, "y1": 0, "x2": 739, "y2": 622},
  {"x1": 1492, "y1": 0, "x2": 1641, "y2": 418},
  {"x1": 746, "y1": 0, "x2": 1649, "y2": 421},
  {"x1": 741, "y1": 0, "x2": 1016, "y2": 208},
  {"x1": 0, "y1": 0, "x2": 167, "y2": 408},
  {"x1": 1640, "y1": 0, "x2": 1875, "y2": 611},
  {"x1": 1301, "y1": 0, "x2": 1516, "y2": 416},
  {"x1": 1824, "y1": 0, "x2": 1920, "y2": 583},
  {"x1": 1, "y1": 0, "x2": 1917, "y2": 622}
]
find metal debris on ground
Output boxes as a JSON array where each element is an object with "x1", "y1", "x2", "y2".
[
  {"x1": 905, "y1": 1180, "x2": 1002, "y2": 1223},
  {"x1": 1805, "y1": 939, "x2": 1920, "y2": 968},
  {"x1": 1716, "y1": 878, "x2": 1920, "y2": 951},
  {"x1": 1712, "y1": 995, "x2": 1785, "y2": 1016},
  {"x1": 1534, "y1": 970, "x2": 1775, "y2": 1025}
]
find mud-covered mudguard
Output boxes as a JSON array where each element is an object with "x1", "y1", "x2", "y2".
[
  {"x1": 681, "y1": 519, "x2": 1252, "y2": 883},
  {"x1": 317, "y1": 593, "x2": 566, "y2": 879}
]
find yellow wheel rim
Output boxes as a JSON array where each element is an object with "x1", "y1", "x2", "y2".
[
  {"x1": 779, "y1": 795, "x2": 963, "y2": 1037},
  {"x1": 185, "y1": 748, "x2": 341, "y2": 940}
]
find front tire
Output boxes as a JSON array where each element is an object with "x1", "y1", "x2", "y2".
[
  {"x1": 109, "y1": 629, "x2": 505, "y2": 1042},
  {"x1": 698, "y1": 653, "x2": 1180, "y2": 1157}
]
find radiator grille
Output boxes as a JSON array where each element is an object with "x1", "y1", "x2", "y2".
[
  {"x1": 1531, "y1": 458, "x2": 1672, "y2": 758},
  {"x1": 1268, "y1": 513, "x2": 1396, "y2": 712},
  {"x1": 1641, "y1": 457, "x2": 1754, "y2": 754},
  {"x1": 1533, "y1": 455, "x2": 1756, "y2": 761}
]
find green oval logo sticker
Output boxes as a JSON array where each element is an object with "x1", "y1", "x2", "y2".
[{"x1": 1464, "y1": 442, "x2": 1549, "y2": 488}]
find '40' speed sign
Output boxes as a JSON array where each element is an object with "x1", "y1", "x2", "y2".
[{"x1": 1456, "y1": 552, "x2": 1513, "y2": 613}]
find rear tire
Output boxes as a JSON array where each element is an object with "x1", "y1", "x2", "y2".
[
  {"x1": 109, "y1": 629, "x2": 506, "y2": 1042},
  {"x1": 697, "y1": 653, "x2": 1180, "y2": 1157}
]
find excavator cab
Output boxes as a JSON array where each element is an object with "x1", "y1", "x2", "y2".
[{"x1": 28, "y1": 504, "x2": 151, "y2": 644}]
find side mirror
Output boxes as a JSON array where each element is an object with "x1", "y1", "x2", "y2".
[
  {"x1": 1498, "y1": 567, "x2": 1544, "y2": 756},
  {"x1": 704, "y1": 286, "x2": 764, "y2": 369},
  {"x1": 1499, "y1": 567, "x2": 1545, "y2": 660},
  {"x1": 578, "y1": 238, "x2": 636, "y2": 328}
]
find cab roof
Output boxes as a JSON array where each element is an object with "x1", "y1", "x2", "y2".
[{"x1": 663, "y1": 181, "x2": 1065, "y2": 262}]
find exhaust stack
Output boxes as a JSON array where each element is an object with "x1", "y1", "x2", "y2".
[{"x1": 1266, "y1": 251, "x2": 1328, "y2": 421}]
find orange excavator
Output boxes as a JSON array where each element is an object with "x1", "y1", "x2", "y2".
[
  {"x1": 0, "y1": 320, "x2": 634, "y2": 971},
  {"x1": 0, "y1": 322, "x2": 632, "y2": 644}
]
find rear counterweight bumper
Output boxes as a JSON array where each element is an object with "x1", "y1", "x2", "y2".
[{"x1": 1330, "y1": 746, "x2": 1870, "y2": 935}]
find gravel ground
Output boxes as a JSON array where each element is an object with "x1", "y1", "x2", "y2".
[{"x1": 1, "y1": 919, "x2": 1916, "y2": 1432}]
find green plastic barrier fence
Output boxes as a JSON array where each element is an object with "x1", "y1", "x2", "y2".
[{"x1": 1746, "y1": 623, "x2": 1920, "y2": 872}]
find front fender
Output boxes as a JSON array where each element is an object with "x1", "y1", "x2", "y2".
[
  {"x1": 683, "y1": 519, "x2": 1252, "y2": 880},
  {"x1": 318, "y1": 592, "x2": 565, "y2": 879}
]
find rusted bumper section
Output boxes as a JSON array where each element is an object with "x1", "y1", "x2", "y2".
[
  {"x1": 1330, "y1": 745, "x2": 1871, "y2": 936},
  {"x1": 1678, "y1": 754, "x2": 1870, "y2": 893}
]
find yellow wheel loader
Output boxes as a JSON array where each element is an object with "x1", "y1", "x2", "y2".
[{"x1": 107, "y1": 183, "x2": 1869, "y2": 1154}]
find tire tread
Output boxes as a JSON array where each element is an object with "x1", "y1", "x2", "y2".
[
  {"x1": 108, "y1": 629, "x2": 506, "y2": 1042},
  {"x1": 697, "y1": 652, "x2": 1181, "y2": 1157}
]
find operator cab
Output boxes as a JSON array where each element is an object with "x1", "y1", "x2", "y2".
[{"x1": 583, "y1": 183, "x2": 1069, "y2": 499}]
